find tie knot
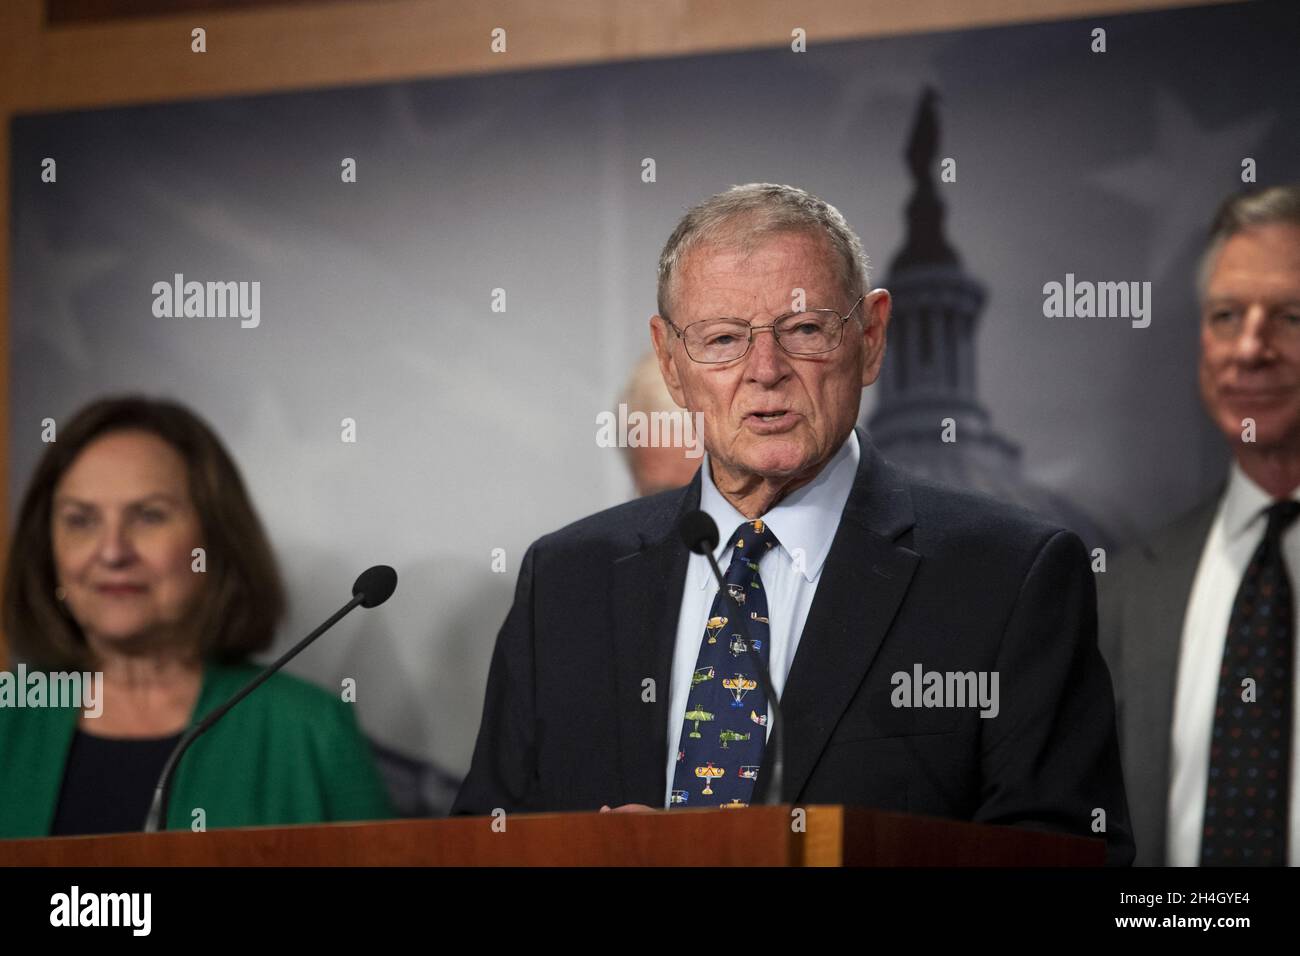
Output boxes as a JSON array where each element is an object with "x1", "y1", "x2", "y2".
[
  {"x1": 727, "y1": 518, "x2": 779, "y2": 561},
  {"x1": 1264, "y1": 500, "x2": 1300, "y2": 539}
]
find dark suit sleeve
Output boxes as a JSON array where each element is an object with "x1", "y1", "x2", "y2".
[
  {"x1": 1095, "y1": 563, "x2": 1125, "y2": 737},
  {"x1": 973, "y1": 530, "x2": 1136, "y2": 866},
  {"x1": 450, "y1": 543, "x2": 541, "y2": 816}
]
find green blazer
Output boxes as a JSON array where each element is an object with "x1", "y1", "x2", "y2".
[{"x1": 0, "y1": 663, "x2": 394, "y2": 838}]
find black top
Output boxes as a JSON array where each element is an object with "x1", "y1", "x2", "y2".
[{"x1": 50, "y1": 729, "x2": 182, "y2": 836}]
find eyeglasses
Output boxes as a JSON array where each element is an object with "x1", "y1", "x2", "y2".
[
  {"x1": 1203, "y1": 305, "x2": 1300, "y2": 343},
  {"x1": 665, "y1": 295, "x2": 866, "y2": 364}
]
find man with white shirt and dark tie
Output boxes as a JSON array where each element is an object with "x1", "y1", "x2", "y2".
[
  {"x1": 660, "y1": 424, "x2": 860, "y2": 807},
  {"x1": 1100, "y1": 183, "x2": 1300, "y2": 866},
  {"x1": 454, "y1": 182, "x2": 1133, "y2": 865}
]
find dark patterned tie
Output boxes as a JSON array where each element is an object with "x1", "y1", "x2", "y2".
[
  {"x1": 1200, "y1": 499, "x2": 1300, "y2": 865},
  {"x1": 669, "y1": 519, "x2": 776, "y2": 809}
]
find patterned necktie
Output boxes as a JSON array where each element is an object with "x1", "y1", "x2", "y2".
[
  {"x1": 1200, "y1": 499, "x2": 1300, "y2": 865},
  {"x1": 670, "y1": 518, "x2": 777, "y2": 809}
]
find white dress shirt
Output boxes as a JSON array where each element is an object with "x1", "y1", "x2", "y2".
[
  {"x1": 1167, "y1": 461, "x2": 1300, "y2": 865},
  {"x1": 662, "y1": 431, "x2": 861, "y2": 806}
]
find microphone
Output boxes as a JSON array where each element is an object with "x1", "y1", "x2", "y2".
[
  {"x1": 678, "y1": 511, "x2": 786, "y2": 807},
  {"x1": 143, "y1": 565, "x2": 398, "y2": 832},
  {"x1": 678, "y1": 510, "x2": 719, "y2": 556}
]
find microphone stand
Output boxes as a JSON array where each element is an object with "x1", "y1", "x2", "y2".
[{"x1": 143, "y1": 591, "x2": 370, "y2": 832}]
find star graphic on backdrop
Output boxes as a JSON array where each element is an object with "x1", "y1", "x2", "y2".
[
  {"x1": 822, "y1": 65, "x2": 938, "y2": 147},
  {"x1": 1088, "y1": 88, "x2": 1275, "y2": 283},
  {"x1": 13, "y1": 210, "x2": 121, "y2": 369},
  {"x1": 383, "y1": 84, "x2": 504, "y2": 152},
  {"x1": 135, "y1": 181, "x2": 315, "y2": 269}
]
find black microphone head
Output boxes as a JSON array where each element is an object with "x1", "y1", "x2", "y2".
[
  {"x1": 678, "y1": 510, "x2": 719, "y2": 555},
  {"x1": 353, "y1": 565, "x2": 398, "y2": 608}
]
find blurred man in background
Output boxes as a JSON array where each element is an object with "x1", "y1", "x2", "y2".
[
  {"x1": 619, "y1": 352, "x2": 701, "y2": 497},
  {"x1": 1101, "y1": 184, "x2": 1300, "y2": 865}
]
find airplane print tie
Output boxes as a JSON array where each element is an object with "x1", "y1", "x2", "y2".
[
  {"x1": 1200, "y1": 500, "x2": 1300, "y2": 865},
  {"x1": 670, "y1": 518, "x2": 776, "y2": 809}
]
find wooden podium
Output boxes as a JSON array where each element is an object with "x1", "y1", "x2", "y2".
[{"x1": 0, "y1": 806, "x2": 1104, "y2": 866}]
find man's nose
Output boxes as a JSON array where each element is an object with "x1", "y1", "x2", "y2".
[
  {"x1": 1232, "y1": 306, "x2": 1274, "y2": 363},
  {"x1": 745, "y1": 325, "x2": 792, "y2": 382}
]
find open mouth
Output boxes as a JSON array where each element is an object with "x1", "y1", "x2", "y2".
[{"x1": 744, "y1": 409, "x2": 797, "y2": 431}]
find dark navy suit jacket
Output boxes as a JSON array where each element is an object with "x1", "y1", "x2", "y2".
[{"x1": 453, "y1": 428, "x2": 1135, "y2": 865}]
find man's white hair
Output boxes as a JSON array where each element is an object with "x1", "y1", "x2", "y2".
[
  {"x1": 1197, "y1": 184, "x2": 1300, "y2": 302},
  {"x1": 656, "y1": 183, "x2": 870, "y2": 320}
]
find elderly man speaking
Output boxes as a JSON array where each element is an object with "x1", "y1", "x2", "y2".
[{"x1": 452, "y1": 183, "x2": 1134, "y2": 865}]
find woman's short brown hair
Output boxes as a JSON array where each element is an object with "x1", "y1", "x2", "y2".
[{"x1": 2, "y1": 395, "x2": 286, "y2": 670}]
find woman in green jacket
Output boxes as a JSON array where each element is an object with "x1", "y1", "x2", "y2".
[{"x1": 0, "y1": 396, "x2": 393, "y2": 837}]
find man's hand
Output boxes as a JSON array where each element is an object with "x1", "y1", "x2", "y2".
[{"x1": 598, "y1": 804, "x2": 658, "y2": 813}]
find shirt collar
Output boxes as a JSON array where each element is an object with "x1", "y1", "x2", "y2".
[
  {"x1": 693, "y1": 430, "x2": 861, "y2": 587},
  {"x1": 1220, "y1": 459, "x2": 1300, "y2": 541}
]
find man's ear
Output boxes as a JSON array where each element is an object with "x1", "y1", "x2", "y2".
[
  {"x1": 650, "y1": 315, "x2": 688, "y2": 407},
  {"x1": 859, "y1": 288, "x2": 892, "y2": 387}
]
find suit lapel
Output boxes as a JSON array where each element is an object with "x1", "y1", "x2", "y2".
[
  {"x1": 1127, "y1": 494, "x2": 1219, "y2": 865},
  {"x1": 610, "y1": 476, "x2": 699, "y2": 805},
  {"x1": 773, "y1": 430, "x2": 920, "y2": 802}
]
